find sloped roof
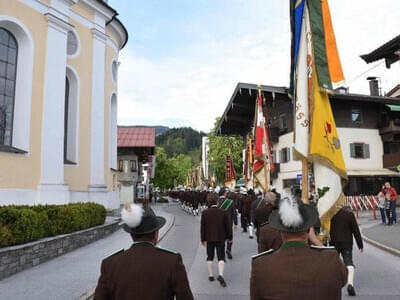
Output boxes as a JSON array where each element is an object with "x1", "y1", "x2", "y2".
[
  {"x1": 118, "y1": 127, "x2": 155, "y2": 148},
  {"x1": 360, "y1": 34, "x2": 400, "y2": 68},
  {"x1": 216, "y1": 82, "x2": 400, "y2": 136}
]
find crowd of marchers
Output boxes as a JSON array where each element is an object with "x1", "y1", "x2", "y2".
[{"x1": 92, "y1": 185, "x2": 364, "y2": 300}]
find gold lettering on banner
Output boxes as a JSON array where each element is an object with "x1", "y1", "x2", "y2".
[
  {"x1": 297, "y1": 112, "x2": 304, "y2": 120},
  {"x1": 301, "y1": 120, "x2": 309, "y2": 127},
  {"x1": 295, "y1": 102, "x2": 301, "y2": 112},
  {"x1": 295, "y1": 102, "x2": 309, "y2": 128}
]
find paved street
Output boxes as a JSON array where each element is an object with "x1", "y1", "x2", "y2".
[
  {"x1": 1, "y1": 203, "x2": 400, "y2": 299},
  {"x1": 159, "y1": 204, "x2": 257, "y2": 300},
  {"x1": 159, "y1": 204, "x2": 400, "y2": 300}
]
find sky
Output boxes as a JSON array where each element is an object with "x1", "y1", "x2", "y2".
[{"x1": 110, "y1": 0, "x2": 400, "y2": 132}]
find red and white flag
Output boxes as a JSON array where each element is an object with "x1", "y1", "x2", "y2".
[
  {"x1": 253, "y1": 93, "x2": 274, "y2": 191},
  {"x1": 225, "y1": 155, "x2": 236, "y2": 189}
]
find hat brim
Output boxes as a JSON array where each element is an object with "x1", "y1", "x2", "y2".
[
  {"x1": 123, "y1": 216, "x2": 166, "y2": 235},
  {"x1": 269, "y1": 204, "x2": 319, "y2": 233}
]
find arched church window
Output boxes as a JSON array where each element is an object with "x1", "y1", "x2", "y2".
[
  {"x1": 0, "y1": 27, "x2": 17, "y2": 146},
  {"x1": 64, "y1": 76, "x2": 70, "y2": 163}
]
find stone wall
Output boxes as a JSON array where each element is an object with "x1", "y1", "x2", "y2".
[{"x1": 0, "y1": 220, "x2": 121, "y2": 280}]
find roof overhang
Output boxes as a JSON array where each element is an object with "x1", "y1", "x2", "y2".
[
  {"x1": 360, "y1": 35, "x2": 400, "y2": 68},
  {"x1": 82, "y1": 0, "x2": 128, "y2": 49},
  {"x1": 118, "y1": 146, "x2": 155, "y2": 161},
  {"x1": 347, "y1": 169, "x2": 400, "y2": 177},
  {"x1": 330, "y1": 93, "x2": 400, "y2": 105},
  {"x1": 216, "y1": 82, "x2": 400, "y2": 138},
  {"x1": 215, "y1": 82, "x2": 287, "y2": 136}
]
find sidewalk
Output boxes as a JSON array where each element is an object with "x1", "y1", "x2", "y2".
[
  {"x1": 0, "y1": 204, "x2": 174, "y2": 300},
  {"x1": 358, "y1": 208, "x2": 400, "y2": 256}
]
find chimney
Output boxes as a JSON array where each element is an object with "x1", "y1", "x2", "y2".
[{"x1": 367, "y1": 76, "x2": 380, "y2": 96}]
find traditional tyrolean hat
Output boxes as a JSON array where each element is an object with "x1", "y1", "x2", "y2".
[
  {"x1": 269, "y1": 196, "x2": 319, "y2": 233},
  {"x1": 121, "y1": 203, "x2": 166, "y2": 235}
]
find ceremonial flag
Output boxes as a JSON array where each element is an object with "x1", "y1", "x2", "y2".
[
  {"x1": 243, "y1": 138, "x2": 252, "y2": 185},
  {"x1": 290, "y1": 0, "x2": 347, "y2": 240},
  {"x1": 225, "y1": 155, "x2": 236, "y2": 189},
  {"x1": 209, "y1": 164, "x2": 216, "y2": 188},
  {"x1": 253, "y1": 93, "x2": 274, "y2": 192},
  {"x1": 292, "y1": 0, "x2": 311, "y2": 160}
]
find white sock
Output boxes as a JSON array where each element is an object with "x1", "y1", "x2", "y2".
[
  {"x1": 218, "y1": 260, "x2": 225, "y2": 277},
  {"x1": 347, "y1": 266, "x2": 355, "y2": 286},
  {"x1": 249, "y1": 224, "x2": 254, "y2": 237},
  {"x1": 207, "y1": 261, "x2": 214, "y2": 277}
]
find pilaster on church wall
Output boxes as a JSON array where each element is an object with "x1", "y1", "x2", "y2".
[
  {"x1": 0, "y1": 0, "x2": 47, "y2": 190},
  {"x1": 64, "y1": 18, "x2": 93, "y2": 192}
]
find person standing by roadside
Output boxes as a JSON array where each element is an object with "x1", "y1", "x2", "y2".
[
  {"x1": 330, "y1": 205, "x2": 364, "y2": 297},
  {"x1": 381, "y1": 182, "x2": 397, "y2": 224},
  {"x1": 201, "y1": 194, "x2": 232, "y2": 287},
  {"x1": 377, "y1": 191, "x2": 386, "y2": 225}
]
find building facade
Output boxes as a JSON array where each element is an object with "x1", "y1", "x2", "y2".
[
  {"x1": 117, "y1": 127, "x2": 155, "y2": 204},
  {"x1": 0, "y1": 0, "x2": 127, "y2": 208},
  {"x1": 216, "y1": 83, "x2": 400, "y2": 196}
]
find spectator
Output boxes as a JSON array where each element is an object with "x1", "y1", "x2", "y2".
[
  {"x1": 377, "y1": 192, "x2": 386, "y2": 225},
  {"x1": 381, "y1": 182, "x2": 397, "y2": 224},
  {"x1": 385, "y1": 193, "x2": 394, "y2": 225}
]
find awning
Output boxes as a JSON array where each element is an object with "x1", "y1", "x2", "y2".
[
  {"x1": 347, "y1": 169, "x2": 400, "y2": 177},
  {"x1": 386, "y1": 104, "x2": 400, "y2": 112}
]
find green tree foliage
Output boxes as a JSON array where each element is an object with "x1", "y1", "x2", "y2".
[
  {"x1": 152, "y1": 147, "x2": 193, "y2": 189},
  {"x1": 156, "y1": 127, "x2": 206, "y2": 158},
  {"x1": 208, "y1": 118, "x2": 244, "y2": 184}
]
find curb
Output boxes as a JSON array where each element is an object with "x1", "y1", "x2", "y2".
[
  {"x1": 362, "y1": 232, "x2": 400, "y2": 257},
  {"x1": 79, "y1": 208, "x2": 175, "y2": 300},
  {"x1": 158, "y1": 213, "x2": 175, "y2": 243}
]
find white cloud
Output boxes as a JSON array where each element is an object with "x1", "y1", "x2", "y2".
[{"x1": 117, "y1": 0, "x2": 400, "y2": 132}]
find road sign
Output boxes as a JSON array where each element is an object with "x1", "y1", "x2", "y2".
[{"x1": 296, "y1": 174, "x2": 313, "y2": 182}]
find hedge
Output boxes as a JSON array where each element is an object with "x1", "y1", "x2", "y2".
[
  {"x1": 0, "y1": 203, "x2": 106, "y2": 247},
  {"x1": 157, "y1": 197, "x2": 169, "y2": 203}
]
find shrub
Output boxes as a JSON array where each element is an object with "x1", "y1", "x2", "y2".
[
  {"x1": 0, "y1": 203, "x2": 106, "y2": 247},
  {"x1": 157, "y1": 197, "x2": 169, "y2": 203}
]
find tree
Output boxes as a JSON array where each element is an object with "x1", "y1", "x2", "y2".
[
  {"x1": 152, "y1": 147, "x2": 194, "y2": 189},
  {"x1": 152, "y1": 147, "x2": 174, "y2": 189},
  {"x1": 207, "y1": 118, "x2": 244, "y2": 185}
]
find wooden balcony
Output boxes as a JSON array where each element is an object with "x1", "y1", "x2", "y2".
[
  {"x1": 379, "y1": 119, "x2": 400, "y2": 135},
  {"x1": 383, "y1": 152, "x2": 400, "y2": 168}
]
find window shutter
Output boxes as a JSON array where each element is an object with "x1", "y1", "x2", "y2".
[
  {"x1": 364, "y1": 144, "x2": 370, "y2": 158},
  {"x1": 292, "y1": 147, "x2": 298, "y2": 161},
  {"x1": 286, "y1": 148, "x2": 291, "y2": 161},
  {"x1": 350, "y1": 143, "x2": 355, "y2": 158}
]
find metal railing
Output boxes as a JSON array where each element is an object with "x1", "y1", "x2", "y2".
[{"x1": 345, "y1": 195, "x2": 379, "y2": 219}]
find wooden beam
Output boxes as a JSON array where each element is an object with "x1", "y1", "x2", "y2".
[{"x1": 226, "y1": 115, "x2": 252, "y2": 124}]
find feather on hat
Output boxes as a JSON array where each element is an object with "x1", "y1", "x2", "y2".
[{"x1": 121, "y1": 203, "x2": 144, "y2": 228}]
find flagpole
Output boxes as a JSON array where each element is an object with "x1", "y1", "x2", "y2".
[
  {"x1": 258, "y1": 85, "x2": 271, "y2": 192},
  {"x1": 301, "y1": 159, "x2": 309, "y2": 204}
]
